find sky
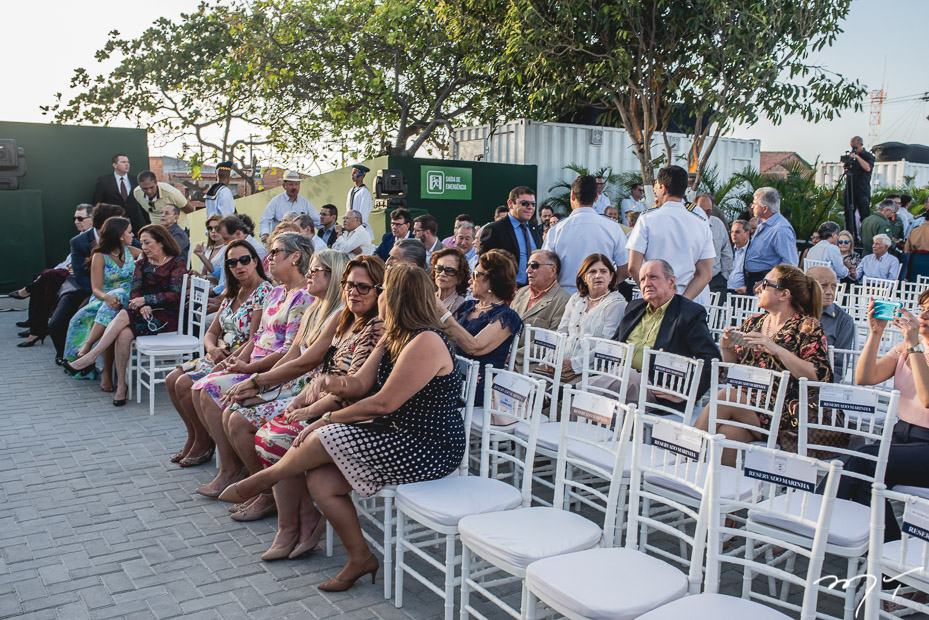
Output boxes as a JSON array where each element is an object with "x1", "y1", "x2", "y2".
[{"x1": 4, "y1": 0, "x2": 928, "y2": 167}]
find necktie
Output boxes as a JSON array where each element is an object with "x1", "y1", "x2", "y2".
[
  {"x1": 119, "y1": 177, "x2": 128, "y2": 201},
  {"x1": 520, "y1": 223, "x2": 533, "y2": 259}
]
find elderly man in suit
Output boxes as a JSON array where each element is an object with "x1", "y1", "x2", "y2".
[
  {"x1": 510, "y1": 249, "x2": 571, "y2": 369},
  {"x1": 92, "y1": 154, "x2": 147, "y2": 234},
  {"x1": 479, "y1": 186, "x2": 543, "y2": 287}
]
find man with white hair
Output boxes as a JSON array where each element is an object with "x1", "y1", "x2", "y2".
[
  {"x1": 860, "y1": 199, "x2": 901, "y2": 258},
  {"x1": 332, "y1": 210, "x2": 374, "y2": 256},
  {"x1": 259, "y1": 170, "x2": 320, "y2": 241},
  {"x1": 859, "y1": 234, "x2": 900, "y2": 280},
  {"x1": 806, "y1": 266, "x2": 855, "y2": 378},
  {"x1": 743, "y1": 186, "x2": 798, "y2": 291}
]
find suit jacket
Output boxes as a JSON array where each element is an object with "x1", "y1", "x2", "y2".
[
  {"x1": 614, "y1": 295, "x2": 720, "y2": 401},
  {"x1": 375, "y1": 230, "x2": 413, "y2": 262},
  {"x1": 318, "y1": 227, "x2": 339, "y2": 248},
  {"x1": 478, "y1": 217, "x2": 542, "y2": 263},
  {"x1": 510, "y1": 282, "x2": 571, "y2": 370},
  {"x1": 69, "y1": 228, "x2": 98, "y2": 293},
  {"x1": 92, "y1": 173, "x2": 148, "y2": 234}
]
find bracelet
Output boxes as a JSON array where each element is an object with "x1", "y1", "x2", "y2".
[{"x1": 440, "y1": 311, "x2": 453, "y2": 324}]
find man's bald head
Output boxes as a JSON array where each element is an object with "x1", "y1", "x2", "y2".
[{"x1": 807, "y1": 266, "x2": 837, "y2": 308}]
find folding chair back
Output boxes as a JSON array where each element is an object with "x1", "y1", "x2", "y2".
[
  {"x1": 706, "y1": 304, "x2": 731, "y2": 345},
  {"x1": 803, "y1": 258, "x2": 831, "y2": 272},
  {"x1": 520, "y1": 326, "x2": 568, "y2": 413},
  {"x1": 729, "y1": 293, "x2": 760, "y2": 327},
  {"x1": 579, "y1": 337, "x2": 633, "y2": 402},
  {"x1": 861, "y1": 277, "x2": 898, "y2": 299},
  {"x1": 639, "y1": 347, "x2": 704, "y2": 424},
  {"x1": 186, "y1": 276, "x2": 211, "y2": 343},
  {"x1": 708, "y1": 360, "x2": 789, "y2": 448},
  {"x1": 455, "y1": 356, "x2": 480, "y2": 476}
]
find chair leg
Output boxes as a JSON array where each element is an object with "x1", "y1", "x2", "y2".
[
  {"x1": 394, "y1": 509, "x2": 405, "y2": 608},
  {"x1": 149, "y1": 356, "x2": 156, "y2": 415},
  {"x1": 844, "y1": 557, "x2": 859, "y2": 620},
  {"x1": 525, "y1": 589, "x2": 538, "y2": 620},
  {"x1": 383, "y1": 494, "x2": 393, "y2": 600},
  {"x1": 459, "y1": 545, "x2": 472, "y2": 620},
  {"x1": 444, "y1": 533, "x2": 455, "y2": 620},
  {"x1": 326, "y1": 522, "x2": 334, "y2": 557}
]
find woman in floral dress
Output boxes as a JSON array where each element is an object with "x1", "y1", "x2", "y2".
[{"x1": 164, "y1": 240, "x2": 272, "y2": 467}]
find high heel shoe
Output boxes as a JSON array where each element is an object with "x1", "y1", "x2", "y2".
[
  {"x1": 113, "y1": 397, "x2": 127, "y2": 407},
  {"x1": 8, "y1": 290, "x2": 28, "y2": 300},
  {"x1": 17, "y1": 337, "x2": 45, "y2": 348},
  {"x1": 261, "y1": 534, "x2": 299, "y2": 562},
  {"x1": 16, "y1": 320, "x2": 30, "y2": 328},
  {"x1": 179, "y1": 446, "x2": 215, "y2": 467},
  {"x1": 62, "y1": 360, "x2": 95, "y2": 377},
  {"x1": 18, "y1": 330, "x2": 31, "y2": 338},
  {"x1": 317, "y1": 554, "x2": 378, "y2": 592},
  {"x1": 288, "y1": 517, "x2": 327, "y2": 559}
]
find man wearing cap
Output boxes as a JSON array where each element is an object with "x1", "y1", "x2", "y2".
[
  {"x1": 346, "y1": 164, "x2": 374, "y2": 228},
  {"x1": 134, "y1": 170, "x2": 193, "y2": 232},
  {"x1": 259, "y1": 170, "x2": 320, "y2": 242},
  {"x1": 204, "y1": 161, "x2": 236, "y2": 217}
]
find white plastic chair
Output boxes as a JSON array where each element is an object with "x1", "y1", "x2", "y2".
[
  {"x1": 804, "y1": 257, "x2": 832, "y2": 272},
  {"x1": 709, "y1": 290, "x2": 720, "y2": 306},
  {"x1": 706, "y1": 304, "x2": 732, "y2": 345},
  {"x1": 638, "y1": 347, "x2": 705, "y2": 424},
  {"x1": 729, "y1": 293, "x2": 760, "y2": 327},
  {"x1": 520, "y1": 325, "x2": 568, "y2": 416},
  {"x1": 861, "y1": 277, "x2": 898, "y2": 299},
  {"x1": 393, "y1": 367, "x2": 546, "y2": 620},
  {"x1": 579, "y1": 337, "x2": 634, "y2": 403},
  {"x1": 458, "y1": 391, "x2": 636, "y2": 620},
  {"x1": 135, "y1": 275, "x2": 210, "y2": 415},
  {"x1": 706, "y1": 360, "x2": 789, "y2": 450}
]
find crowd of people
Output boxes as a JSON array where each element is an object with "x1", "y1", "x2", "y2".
[{"x1": 14, "y1": 152, "x2": 929, "y2": 594}]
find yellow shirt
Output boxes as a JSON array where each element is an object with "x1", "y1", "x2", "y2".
[
  {"x1": 133, "y1": 182, "x2": 190, "y2": 230},
  {"x1": 627, "y1": 298, "x2": 672, "y2": 371}
]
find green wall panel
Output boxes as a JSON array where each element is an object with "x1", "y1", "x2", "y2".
[{"x1": 0, "y1": 190, "x2": 45, "y2": 291}]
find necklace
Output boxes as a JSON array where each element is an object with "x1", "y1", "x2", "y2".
[
  {"x1": 476, "y1": 299, "x2": 502, "y2": 310},
  {"x1": 151, "y1": 254, "x2": 169, "y2": 267},
  {"x1": 762, "y1": 315, "x2": 782, "y2": 338},
  {"x1": 588, "y1": 291, "x2": 610, "y2": 303}
]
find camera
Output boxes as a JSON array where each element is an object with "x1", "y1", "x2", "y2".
[
  {"x1": 840, "y1": 147, "x2": 858, "y2": 168},
  {"x1": 374, "y1": 169, "x2": 407, "y2": 210}
]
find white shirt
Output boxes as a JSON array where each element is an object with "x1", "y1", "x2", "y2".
[
  {"x1": 205, "y1": 184, "x2": 236, "y2": 217},
  {"x1": 557, "y1": 291, "x2": 627, "y2": 373},
  {"x1": 310, "y1": 235, "x2": 327, "y2": 253},
  {"x1": 333, "y1": 226, "x2": 374, "y2": 256},
  {"x1": 708, "y1": 216, "x2": 733, "y2": 279},
  {"x1": 425, "y1": 238, "x2": 445, "y2": 264},
  {"x1": 626, "y1": 200, "x2": 716, "y2": 305},
  {"x1": 592, "y1": 193, "x2": 611, "y2": 215},
  {"x1": 542, "y1": 206, "x2": 629, "y2": 295},
  {"x1": 805, "y1": 240, "x2": 849, "y2": 279},
  {"x1": 346, "y1": 184, "x2": 374, "y2": 224},
  {"x1": 620, "y1": 198, "x2": 645, "y2": 225},
  {"x1": 259, "y1": 192, "x2": 320, "y2": 236}
]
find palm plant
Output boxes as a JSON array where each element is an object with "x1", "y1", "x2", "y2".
[{"x1": 543, "y1": 164, "x2": 636, "y2": 214}]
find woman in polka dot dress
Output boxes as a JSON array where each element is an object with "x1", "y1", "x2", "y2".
[{"x1": 218, "y1": 264, "x2": 464, "y2": 592}]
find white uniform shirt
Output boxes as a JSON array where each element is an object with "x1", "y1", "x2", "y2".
[
  {"x1": 626, "y1": 201, "x2": 716, "y2": 305},
  {"x1": 346, "y1": 185, "x2": 374, "y2": 225},
  {"x1": 205, "y1": 184, "x2": 236, "y2": 217},
  {"x1": 310, "y1": 235, "x2": 328, "y2": 254},
  {"x1": 332, "y1": 226, "x2": 374, "y2": 256},
  {"x1": 259, "y1": 193, "x2": 320, "y2": 237},
  {"x1": 620, "y1": 197, "x2": 645, "y2": 225},
  {"x1": 592, "y1": 193, "x2": 611, "y2": 215},
  {"x1": 542, "y1": 206, "x2": 629, "y2": 295}
]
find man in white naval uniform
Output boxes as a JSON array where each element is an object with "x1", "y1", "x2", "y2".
[
  {"x1": 204, "y1": 161, "x2": 237, "y2": 217},
  {"x1": 346, "y1": 164, "x2": 374, "y2": 236}
]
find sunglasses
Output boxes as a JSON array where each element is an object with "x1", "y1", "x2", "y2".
[
  {"x1": 837, "y1": 240, "x2": 851, "y2": 245},
  {"x1": 433, "y1": 265, "x2": 459, "y2": 276},
  {"x1": 307, "y1": 266, "x2": 331, "y2": 276},
  {"x1": 74, "y1": 216, "x2": 89, "y2": 222},
  {"x1": 472, "y1": 270, "x2": 489, "y2": 280},
  {"x1": 517, "y1": 200, "x2": 537, "y2": 208},
  {"x1": 527, "y1": 261, "x2": 554, "y2": 270},
  {"x1": 144, "y1": 316, "x2": 166, "y2": 333},
  {"x1": 206, "y1": 226, "x2": 218, "y2": 232},
  {"x1": 225, "y1": 255, "x2": 254, "y2": 268},
  {"x1": 268, "y1": 248, "x2": 291, "y2": 257},
  {"x1": 757, "y1": 279, "x2": 786, "y2": 291},
  {"x1": 341, "y1": 280, "x2": 382, "y2": 295}
]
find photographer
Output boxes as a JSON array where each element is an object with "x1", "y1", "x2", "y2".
[{"x1": 842, "y1": 136, "x2": 874, "y2": 239}]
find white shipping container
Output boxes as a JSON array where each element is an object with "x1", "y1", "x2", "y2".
[
  {"x1": 815, "y1": 160, "x2": 929, "y2": 191},
  {"x1": 451, "y1": 119, "x2": 760, "y2": 204}
]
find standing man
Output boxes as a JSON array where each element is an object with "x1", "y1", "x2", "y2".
[
  {"x1": 413, "y1": 215, "x2": 445, "y2": 263},
  {"x1": 92, "y1": 154, "x2": 147, "y2": 234},
  {"x1": 804, "y1": 222, "x2": 849, "y2": 279},
  {"x1": 742, "y1": 187, "x2": 798, "y2": 292},
  {"x1": 346, "y1": 164, "x2": 374, "y2": 229},
  {"x1": 860, "y1": 199, "x2": 899, "y2": 257},
  {"x1": 627, "y1": 166, "x2": 715, "y2": 305},
  {"x1": 259, "y1": 170, "x2": 320, "y2": 241},
  {"x1": 592, "y1": 176, "x2": 611, "y2": 214},
  {"x1": 134, "y1": 170, "x2": 192, "y2": 232},
  {"x1": 317, "y1": 204, "x2": 340, "y2": 248},
  {"x1": 543, "y1": 176, "x2": 628, "y2": 294},
  {"x1": 695, "y1": 194, "x2": 733, "y2": 301},
  {"x1": 333, "y1": 210, "x2": 374, "y2": 256},
  {"x1": 375, "y1": 208, "x2": 413, "y2": 261},
  {"x1": 481, "y1": 186, "x2": 543, "y2": 287},
  {"x1": 843, "y1": 135, "x2": 874, "y2": 240},
  {"x1": 538, "y1": 205, "x2": 555, "y2": 234},
  {"x1": 159, "y1": 204, "x2": 190, "y2": 258},
  {"x1": 727, "y1": 219, "x2": 751, "y2": 294},
  {"x1": 204, "y1": 161, "x2": 236, "y2": 217},
  {"x1": 454, "y1": 222, "x2": 478, "y2": 270},
  {"x1": 620, "y1": 183, "x2": 646, "y2": 226}
]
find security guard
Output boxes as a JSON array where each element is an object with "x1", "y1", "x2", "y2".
[{"x1": 204, "y1": 160, "x2": 236, "y2": 217}]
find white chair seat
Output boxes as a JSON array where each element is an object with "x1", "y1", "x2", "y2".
[
  {"x1": 526, "y1": 547, "x2": 688, "y2": 620},
  {"x1": 645, "y1": 465, "x2": 754, "y2": 502},
  {"x1": 892, "y1": 485, "x2": 929, "y2": 500},
  {"x1": 749, "y1": 495, "x2": 870, "y2": 548},
  {"x1": 566, "y1": 441, "x2": 665, "y2": 477},
  {"x1": 636, "y1": 592, "x2": 792, "y2": 620},
  {"x1": 135, "y1": 334, "x2": 201, "y2": 353},
  {"x1": 881, "y1": 540, "x2": 929, "y2": 585},
  {"x1": 513, "y1": 419, "x2": 557, "y2": 449},
  {"x1": 395, "y1": 477, "x2": 521, "y2": 527},
  {"x1": 469, "y1": 407, "x2": 518, "y2": 434},
  {"x1": 459, "y1": 506, "x2": 601, "y2": 570}
]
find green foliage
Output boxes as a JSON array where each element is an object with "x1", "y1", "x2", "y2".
[{"x1": 541, "y1": 164, "x2": 636, "y2": 214}]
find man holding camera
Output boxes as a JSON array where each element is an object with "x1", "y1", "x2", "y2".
[{"x1": 843, "y1": 136, "x2": 874, "y2": 239}]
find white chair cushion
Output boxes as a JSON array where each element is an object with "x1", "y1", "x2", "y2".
[
  {"x1": 514, "y1": 420, "x2": 556, "y2": 449},
  {"x1": 526, "y1": 547, "x2": 688, "y2": 620},
  {"x1": 459, "y1": 506, "x2": 602, "y2": 570},
  {"x1": 135, "y1": 334, "x2": 200, "y2": 353},
  {"x1": 395, "y1": 477, "x2": 521, "y2": 527},
  {"x1": 892, "y1": 485, "x2": 929, "y2": 500},
  {"x1": 469, "y1": 407, "x2": 518, "y2": 435},
  {"x1": 636, "y1": 593, "x2": 792, "y2": 620},
  {"x1": 645, "y1": 465, "x2": 754, "y2": 502},
  {"x1": 749, "y1": 495, "x2": 870, "y2": 548},
  {"x1": 567, "y1": 442, "x2": 666, "y2": 478},
  {"x1": 881, "y1": 540, "x2": 929, "y2": 585}
]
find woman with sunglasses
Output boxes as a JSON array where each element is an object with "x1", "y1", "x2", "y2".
[
  {"x1": 193, "y1": 215, "x2": 226, "y2": 285},
  {"x1": 693, "y1": 264, "x2": 832, "y2": 456},
  {"x1": 837, "y1": 229, "x2": 861, "y2": 283},
  {"x1": 63, "y1": 225, "x2": 185, "y2": 406},
  {"x1": 441, "y1": 248, "x2": 522, "y2": 404},
  {"x1": 431, "y1": 247, "x2": 470, "y2": 314},
  {"x1": 190, "y1": 233, "x2": 315, "y2": 498},
  {"x1": 261, "y1": 221, "x2": 302, "y2": 277},
  {"x1": 226, "y1": 256, "x2": 385, "y2": 552},
  {"x1": 164, "y1": 240, "x2": 273, "y2": 466}
]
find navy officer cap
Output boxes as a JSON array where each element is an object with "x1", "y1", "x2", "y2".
[{"x1": 352, "y1": 164, "x2": 370, "y2": 174}]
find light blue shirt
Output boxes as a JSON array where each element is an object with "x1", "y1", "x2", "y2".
[
  {"x1": 804, "y1": 240, "x2": 849, "y2": 278},
  {"x1": 859, "y1": 252, "x2": 901, "y2": 281},
  {"x1": 508, "y1": 214, "x2": 537, "y2": 285},
  {"x1": 744, "y1": 211, "x2": 798, "y2": 271},
  {"x1": 319, "y1": 225, "x2": 338, "y2": 246},
  {"x1": 728, "y1": 244, "x2": 747, "y2": 290}
]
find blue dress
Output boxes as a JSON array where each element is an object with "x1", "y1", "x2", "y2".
[{"x1": 452, "y1": 300, "x2": 523, "y2": 405}]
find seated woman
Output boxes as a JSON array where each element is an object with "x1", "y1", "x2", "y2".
[
  {"x1": 192, "y1": 214, "x2": 226, "y2": 285},
  {"x1": 693, "y1": 264, "x2": 832, "y2": 458},
  {"x1": 440, "y1": 248, "x2": 522, "y2": 404},
  {"x1": 217, "y1": 264, "x2": 464, "y2": 592},
  {"x1": 64, "y1": 225, "x2": 186, "y2": 406},
  {"x1": 837, "y1": 229, "x2": 860, "y2": 284},
  {"x1": 190, "y1": 233, "x2": 315, "y2": 499},
  {"x1": 225, "y1": 255, "x2": 384, "y2": 551},
  {"x1": 431, "y1": 247, "x2": 470, "y2": 314},
  {"x1": 164, "y1": 240, "x2": 273, "y2": 466},
  {"x1": 551, "y1": 253, "x2": 626, "y2": 382},
  {"x1": 844, "y1": 295, "x2": 929, "y2": 541},
  {"x1": 63, "y1": 217, "x2": 141, "y2": 391},
  {"x1": 262, "y1": 221, "x2": 302, "y2": 276}
]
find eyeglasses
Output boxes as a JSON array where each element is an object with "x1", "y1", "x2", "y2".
[
  {"x1": 341, "y1": 280, "x2": 382, "y2": 295},
  {"x1": 517, "y1": 200, "x2": 537, "y2": 208},
  {"x1": 472, "y1": 270, "x2": 489, "y2": 280},
  {"x1": 268, "y1": 248, "x2": 291, "y2": 257},
  {"x1": 307, "y1": 266, "x2": 331, "y2": 276},
  {"x1": 837, "y1": 239, "x2": 851, "y2": 245},
  {"x1": 390, "y1": 221, "x2": 407, "y2": 228},
  {"x1": 144, "y1": 316, "x2": 166, "y2": 333},
  {"x1": 757, "y1": 279, "x2": 786, "y2": 291},
  {"x1": 225, "y1": 255, "x2": 253, "y2": 267},
  {"x1": 74, "y1": 216, "x2": 88, "y2": 222},
  {"x1": 206, "y1": 226, "x2": 218, "y2": 232},
  {"x1": 433, "y1": 265, "x2": 459, "y2": 276},
  {"x1": 527, "y1": 261, "x2": 554, "y2": 270}
]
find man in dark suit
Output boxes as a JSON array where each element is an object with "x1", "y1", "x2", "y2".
[
  {"x1": 614, "y1": 258, "x2": 720, "y2": 408},
  {"x1": 375, "y1": 207, "x2": 414, "y2": 262},
  {"x1": 478, "y1": 186, "x2": 542, "y2": 286},
  {"x1": 92, "y1": 154, "x2": 148, "y2": 234},
  {"x1": 48, "y1": 203, "x2": 126, "y2": 363},
  {"x1": 317, "y1": 204, "x2": 340, "y2": 248}
]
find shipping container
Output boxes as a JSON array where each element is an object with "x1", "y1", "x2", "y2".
[
  {"x1": 815, "y1": 160, "x2": 929, "y2": 190},
  {"x1": 451, "y1": 119, "x2": 760, "y2": 204}
]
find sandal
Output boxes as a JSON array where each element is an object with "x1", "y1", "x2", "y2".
[{"x1": 180, "y1": 447, "x2": 215, "y2": 467}]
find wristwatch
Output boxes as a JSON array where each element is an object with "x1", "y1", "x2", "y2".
[
  {"x1": 322, "y1": 412, "x2": 333, "y2": 425},
  {"x1": 248, "y1": 372, "x2": 260, "y2": 389},
  {"x1": 908, "y1": 343, "x2": 925, "y2": 354}
]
